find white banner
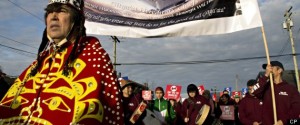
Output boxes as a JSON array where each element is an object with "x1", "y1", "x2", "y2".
[{"x1": 84, "y1": 0, "x2": 262, "y2": 38}]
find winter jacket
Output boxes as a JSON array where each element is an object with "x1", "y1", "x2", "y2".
[
  {"x1": 181, "y1": 95, "x2": 210, "y2": 125},
  {"x1": 253, "y1": 75, "x2": 300, "y2": 125},
  {"x1": 152, "y1": 98, "x2": 176, "y2": 125},
  {"x1": 123, "y1": 93, "x2": 144, "y2": 125},
  {"x1": 238, "y1": 93, "x2": 263, "y2": 125}
]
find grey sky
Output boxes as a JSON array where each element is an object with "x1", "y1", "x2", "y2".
[{"x1": 0, "y1": 0, "x2": 299, "y2": 95}]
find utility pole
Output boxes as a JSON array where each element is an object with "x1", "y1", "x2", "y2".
[
  {"x1": 235, "y1": 74, "x2": 239, "y2": 91},
  {"x1": 283, "y1": 6, "x2": 300, "y2": 92},
  {"x1": 111, "y1": 36, "x2": 120, "y2": 75}
]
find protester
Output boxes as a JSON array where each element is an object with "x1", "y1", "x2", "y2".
[
  {"x1": 218, "y1": 90, "x2": 234, "y2": 103},
  {"x1": 239, "y1": 79, "x2": 263, "y2": 125},
  {"x1": 181, "y1": 84, "x2": 210, "y2": 125},
  {"x1": 169, "y1": 98, "x2": 185, "y2": 125},
  {"x1": 219, "y1": 93, "x2": 235, "y2": 125},
  {"x1": 252, "y1": 61, "x2": 300, "y2": 125},
  {"x1": 120, "y1": 79, "x2": 144, "y2": 125},
  {"x1": 202, "y1": 90, "x2": 222, "y2": 125},
  {"x1": 0, "y1": 0, "x2": 124, "y2": 124},
  {"x1": 150, "y1": 87, "x2": 176, "y2": 125},
  {"x1": 233, "y1": 95, "x2": 242, "y2": 125}
]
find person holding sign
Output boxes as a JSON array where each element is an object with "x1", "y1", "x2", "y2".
[
  {"x1": 181, "y1": 84, "x2": 210, "y2": 125},
  {"x1": 150, "y1": 87, "x2": 176, "y2": 125},
  {"x1": 239, "y1": 79, "x2": 263, "y2": 125},
  {"x1": 120, "y1": 80, "x2": 144, "y2": 125},
  {"x1": 170, "y1": 98, "x2": 185, "y2": 125},
  {"x1": 252, "y1": 61, "x2": 300, "y2": 125},
  {"x1": 219, "y1": 93, "x2": 235, "y2": 125}
]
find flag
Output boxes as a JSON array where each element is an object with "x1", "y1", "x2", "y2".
[
  {"x1": 84, "y1": 0, "x2": 262, "y2": 38},
  {"x1": 241, "y1": 88, "x2": 248, "y2": 98}
]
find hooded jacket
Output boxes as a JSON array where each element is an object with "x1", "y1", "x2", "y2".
[
  {"x1": 238, "y1": 93, "x2": 263, "y2": 125},
  {"x1": 253, "y1": 75, "x2": 300, "y2": 125},
  {"x1": 181, "y1": 84, "x2": 209, "y2": 125},
  {"x1": 152, "y1": 98, "x2": 176, "y2": 125}
]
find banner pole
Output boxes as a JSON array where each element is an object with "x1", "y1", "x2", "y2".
[{"x1": 261, "y1": 26, "x2": 277, "y2": 123}]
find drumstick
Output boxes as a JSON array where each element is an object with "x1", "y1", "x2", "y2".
[
  {"x1": 186, "y1": 109, "x2": 188, "y2": 118},
  {"x1": 186, "y1": 104, "x2": 189, "y2": 118}
]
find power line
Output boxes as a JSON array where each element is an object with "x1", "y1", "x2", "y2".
[
  {"x1": 115, "y1": 53, "x2": 297, "y2": 65},
  {"x1": 0, "y1": 34, "x2": 37, "y2": 49},
  {"x1": 296, "y1": 27, "x2": 300, "y2": 42},
  {"x1": 0, "y1": 43, "x2": 36, "y2": 57},
  {"x1": 275, "y1": 38, "x2": 290, "y2": 60},
  {"x1": 7, "y1": 0, "x2": 43, "y2": 22}
]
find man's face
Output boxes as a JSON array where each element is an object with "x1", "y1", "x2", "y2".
[
  {"x1": 247, "y1": 86, "x2": 254, "y2": 94},
  {"x1": 272, "y1": 66, "x2": 282, "y2": 77},
  {"x1": 46, "y1": 5, "x2": 73, "y2": 43},
  {"x1": 127, "y1": 86, "x2": 132, "y2": 95},
  {"x1": 122, "y1": 85, "x2": 132, "y2": 96},
  {"x1": 155, "y1": 90, "x2": 163, "y2": 99},
  {"x1": 234, "y1": 98, "x2": 240, "y2": 103},
  {"x1": 221, "y1": 95, "x2": 228, "y2": 102},
  {"x1": 188, "y1": 91, "x2": 196, "y2": 98}
]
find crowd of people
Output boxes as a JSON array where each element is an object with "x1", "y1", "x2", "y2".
[
  {"x1": 0, "y1": 0, "x2": 299, "y2": 125},
  {"x1": 120, "y1": 62, "x2": 300, "y2": 125}
]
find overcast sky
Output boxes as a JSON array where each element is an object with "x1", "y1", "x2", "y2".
[{"x1": 0, "y1": 0, "x2": 300, "y2": 95}]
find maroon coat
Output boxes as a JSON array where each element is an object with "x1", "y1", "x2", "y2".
[
  {"x1": 253, "y1": 76, "x2": 300, "y2": 125},
  {"x1": 219, "y1": 98, "x2": 235, "y2": 125},
  {"x1": 181, "y1": 95, "x2": 209, "y2": 125},
  {"x1": 238, "y1": 93, "x2": 263, "y2": 125},
  {"x1": 122, "y1": 93, "x2": 143, "y2": 125},
  {"x1": 173, "y1": 102, "x2": 185, "y2": 125}
]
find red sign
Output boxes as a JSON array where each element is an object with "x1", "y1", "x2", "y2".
[
  {"x1": 231, "y1": 91, "x2": 241, "y2": 98},
  {"x1": 219, "y1": 92, "x2": 223, "y2": 97},
  {"x1": 220, "y1": 105, "x2": 235, "y2": 120},
  {"x1": 198, "y1": 85, "x2": 205, "y2": 95},
  {"x1": 165, "y1": 85, "x2": 181, "y2": 100},
  {"x1": 142, "y1": 90, "x2": 152, "y2": 100},
  {"x1": 212, "y1": 93, "x2": 217, "y2": 101}
]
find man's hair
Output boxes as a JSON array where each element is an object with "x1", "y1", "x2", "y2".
[{"x1": 221, "y1": 94, "x2": 230, "y2": 100}]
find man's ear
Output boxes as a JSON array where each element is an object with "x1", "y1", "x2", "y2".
[{"x1": 278, "y1": 67, "x2": 283, "y2": 74}]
